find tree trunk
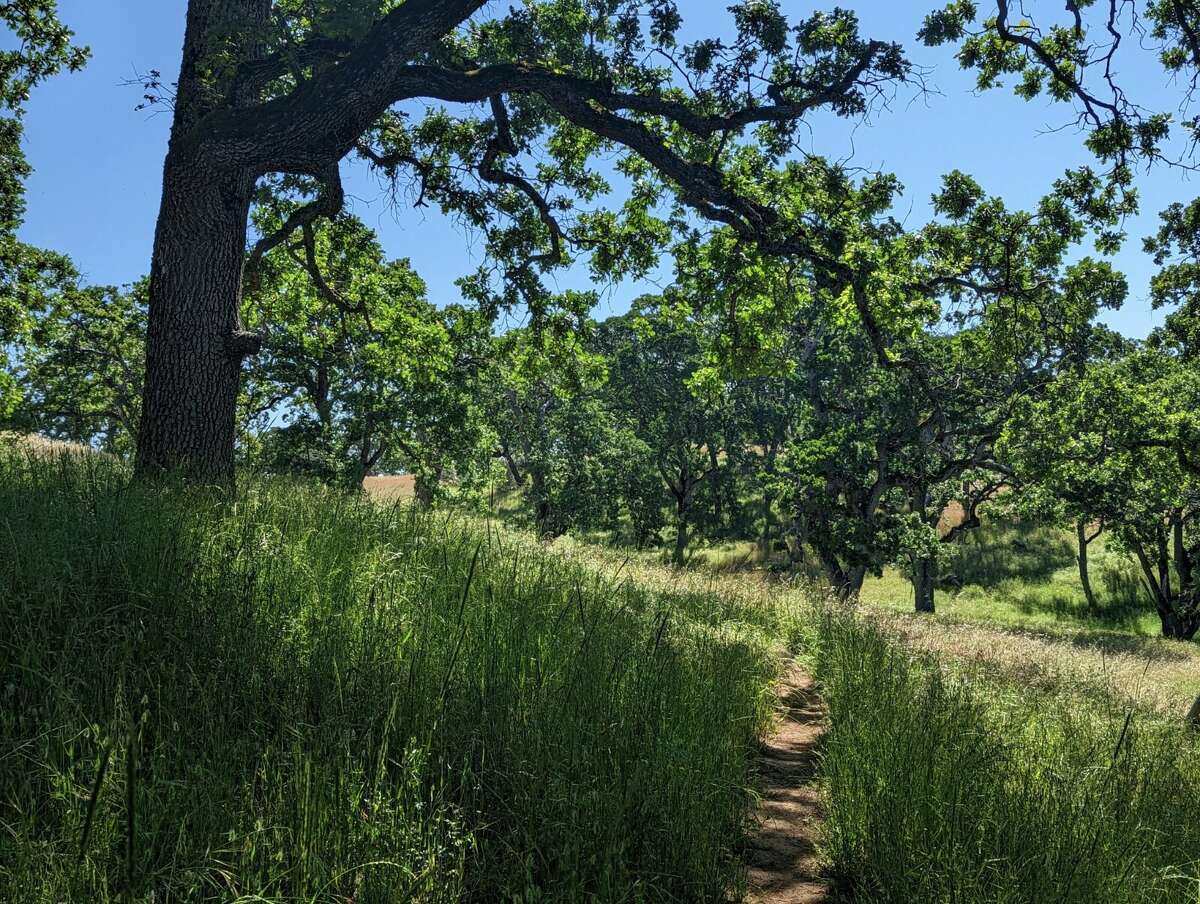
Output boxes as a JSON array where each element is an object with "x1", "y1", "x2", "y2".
[
  {"x1": 913, "y1": 555, "x2": 936, "y2": 613},
  {"x1": 135, "y1": 151, "x2": 257, "y2": 480},
  {"x1": 1132, "y1": 537, "x2": 1200, "y2": 640},
  {"x1": 134, "y1": 0, "x2": 270, "y2": 481},
  {"x1": 816, "y1": 546, "x2": 851, "y2": 598},
  {"x1": 530, "y1": 467, "x2": 551, "y2": 534},
  {"x1": 1159, "y1": 608, "x2": 1200, "y2": 641},
  {"x1": 673, "y1": 504, "x2": 689, "y2": 566},
  {"x1": 846, "y1": 565, "x2": 867, "y2": 597},
  {"x1": 1077, "y1": 521, "x2": 1097, "y2": 609},
  {"x1": 1186, "y1": 695, "x2": 1200, "y2": 727},
  {"x1": 497, "y1": 442, "x2": 525, "y2": 488},
  {"x1": 758, "y1": 486, "x2": 774, "y2": 561}
]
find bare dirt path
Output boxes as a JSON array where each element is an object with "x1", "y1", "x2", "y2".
[{"x1": 743, "y1": 665, "x2": 829, "y2": 904}]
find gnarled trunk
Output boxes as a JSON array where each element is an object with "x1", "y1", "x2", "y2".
[
  {"x1": 135, "y1": 152, "x2": 256, "y2": 481},
  {"x1": 1131, "y1": 534, "x2": 1200, "y2": 640},
  {"x1": 1076, "y1": 521, "x2": 1097, "y2": 609},
  {"x1": 815, "y1": 542, "x2": 865, "y2": 599},
  {"x1": 913, "y1": 555, "x2": 936, "y2": 613},
  {"x1": 1159, "y1": 609, "x2": 1200, "y2": 641}
]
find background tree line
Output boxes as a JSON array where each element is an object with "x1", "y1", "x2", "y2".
[{"x1": 5, "y1": 0, "x2": 1200, "y2": 641}]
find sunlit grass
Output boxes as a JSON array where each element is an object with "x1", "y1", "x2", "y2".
[
  {"x1": 861, "y1": 521, "x2": 1165, "y2": 635},
  {"x1": 0, "y1": 451, "x2": 781, "y2": 901},
  {"x1": 813, "y1": 605, "x2": 1200, "y2": 903}
]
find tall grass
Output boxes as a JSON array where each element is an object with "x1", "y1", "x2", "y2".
[
  {"x1": 0, "y1": 452, "x2": 779, "y2": 901},
  {"x1": 814, "y1": 606, "x2": 1200, "y2": 903}
]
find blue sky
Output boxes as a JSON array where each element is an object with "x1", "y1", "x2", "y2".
[{"x1": 13, "y1": 1, "x2": 1200, "y2": 337}]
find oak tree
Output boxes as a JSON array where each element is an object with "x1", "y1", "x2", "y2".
[{"x1": 134, "y1": 0, "x2": 908, "y2": 480}]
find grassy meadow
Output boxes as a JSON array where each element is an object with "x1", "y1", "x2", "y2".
[
  {"x1": 859, "y1": 520, "x2": 1160, "y2": 635},
  {"x1": 0, "y1": 449, "x2": 787, "y2": 901},
  {"x1": 3, "y1": 446, "x2": 1200, "y2": 902}
]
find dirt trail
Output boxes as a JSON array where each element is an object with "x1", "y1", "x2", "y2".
[{"x1": 744, "y1": 665, "x2": 829, "y2": 904}]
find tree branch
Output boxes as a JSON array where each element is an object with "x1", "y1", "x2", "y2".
[
  {"x1": 478, "y1": 94, "x2": 564, "y2": 267},
  {"x1": 244, "y1": 163, "x2": 345, "y2": 293}
]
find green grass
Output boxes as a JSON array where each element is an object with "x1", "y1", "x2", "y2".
[
  {"x1": 861, "y1": 521, "x2": 1164, "y2": 636},
  {"x1": 8, "y1": 447, "x2": 1200, "y2": 903},
  {"x1": 811, "y1": 604, "x2": 1200, "y2": 903},
  {"x1": 0, "y1": 451, "x2": 782, "y2": 902}
]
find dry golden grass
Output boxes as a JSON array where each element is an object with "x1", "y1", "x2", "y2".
[
  {"x1": 868, "y1": 609, "x2": 1200, "y2": 718},
  {"x1": 0, "y1": 431, "x2": 97, "y2": 458},
  {"x1": 362, "y1": 473, "x2": 416, "y2": 500}
]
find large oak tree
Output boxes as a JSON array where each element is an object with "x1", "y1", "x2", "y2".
[{"x1": 135, "y1": 0, "x2": 908, "y2": 480}]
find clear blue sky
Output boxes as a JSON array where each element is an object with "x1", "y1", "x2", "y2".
[{"x1": 14, "y1": 1, "x2": 1200, "y2": 337}]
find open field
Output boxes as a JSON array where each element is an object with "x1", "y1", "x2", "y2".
[
  {"x1": 860, "y1": 521, "x2": 1161, "y2": 634},
  {"x1": 363, "y1": 473, "x2": 417, "y2": 501}
]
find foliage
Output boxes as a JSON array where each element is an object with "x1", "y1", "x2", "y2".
[
  {"x1": 922, "y1": 0, "x2": 1200, "y2": 244},
  {"x1": 599, "y1": 299, "x2": 742, "y2": 563},
  {"x1": 5, "y1": 282, "x2": 144, "y2": 453},
  {"x1": 0, "y1": 2, "x2": 86, "y2": 410},
  {"x1": 244, "y1": 206, "x2": 493, "y2": 495},
  {"x1": 484, "y1": 319, "x2": 635, "y2": 535},
  {"x1": 1001, "y1": 348, "x2": 1200, "y2": 638}
]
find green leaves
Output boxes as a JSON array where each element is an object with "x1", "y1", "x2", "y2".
[
  {"x1": 8, "y1": 281, "x2": 145, "y2": 454},
  {"x1": 1000, "y1": 347, "x2": 1200, "y2": 545},
  {"x1": 0, "y1": 2, "x2": 86, "y2": 347},
  {"x1": 243, "y1": 198, "x2": 492, "y2": 488},
  {"x1": 0, "y1": 1, "x2": 88, "y2": 111},
  {"x1": 918, "y1": 1, "x2": 978, "y2": 46},
  {"x1": 925, "y1": 0, "x2": 1200, "y2": 242}
]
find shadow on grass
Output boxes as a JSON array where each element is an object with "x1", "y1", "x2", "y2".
[
  {"x1": 1062, "y1": 628, "x2": 1196, "y2": 662},
  {"x1": 1008, "y1": 589, "x2": 1151, "y2": 633},
  {"x1": 966, "y1": 594, "x2": 1192, "y2": 662},
  {"x1": 949, "y1": 523, "x2": 1076, "y2": 587}
]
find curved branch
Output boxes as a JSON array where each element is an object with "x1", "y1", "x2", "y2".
[
  {"x1": 243, "y1": 164, "x2": 345, "y2": 293},
  {"x1": 293, "y1": 220, "x2": 372, "y2": 326},
  {"x1": 478, "y1": 94, "x2": 564, "y2": 267},
  {"x1": 994, "y1": 0, "x2": 1124, "y2": 130}
]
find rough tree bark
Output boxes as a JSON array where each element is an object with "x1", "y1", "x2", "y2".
[
  {"x1": 137, "y1": 170, "x2": 258, "y2": 479},
  {"x1": 673, "y1": 506, "x2": 690, "y2": 567},
  {"x1": 136, "y1": 0, "x2": 266, "y2": 479}
]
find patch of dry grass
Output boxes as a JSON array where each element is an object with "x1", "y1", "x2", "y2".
[
  {"x1": 362, "y1": 472, "x2": 416, "y2": 500},
  {"x1": 0, "y1": 431, "x2": 97, "y2": 457},
  {"x1": 868, "y1": 609, "x2": 1200, "y2": 719}
]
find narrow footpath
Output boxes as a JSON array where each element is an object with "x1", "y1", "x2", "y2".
[{"x1": 744, "y1": 666, "x2": 829, "y2": 904}]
